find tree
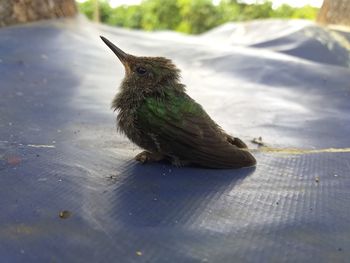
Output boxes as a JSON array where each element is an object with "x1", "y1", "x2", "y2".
[
  {"x1": 141, "y1": 0, "x2": 181, "y2": 31},
  {"x1": 216, "y1": 0, "x2": 241, "y2": 23},
  {"x1": 78, "y1": 0, "x2": 112, "y2": 23},
  {"x1": 292, "y1": 5, "x2": 318, "y2": 20},
  {"x1": 317, "y1": 0, "x2": 350, "y2": 26},
  {"x1": 176, "y1": 0, "x2": 220, "y2": 34},
  {"x1": 107, "y1": 5, "x2": 143, "y2": 29},
  {"x1": 272, "y1": 4, "x2": 294, "y2": 18},
  {"x1": 0, "y1": 0, "x2": 77, "y2": 27},
  {"x1": 241, "y1": 1, "x2": 273, "y2": 20}
]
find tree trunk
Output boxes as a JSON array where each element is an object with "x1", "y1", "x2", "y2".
[
  {"x1": 0, "y1": 0, "x2": 77, "y2": 27},
  {"x1": 317, "y1": 0, "x2": 350, "y2": 26},
  {"x1": 93, "y1": 0, "x2": 100, "y2": 23}
]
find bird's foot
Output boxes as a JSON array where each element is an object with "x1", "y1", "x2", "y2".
[{"x1": 135, "y1": 151, "x2": 164, "y2": 164}]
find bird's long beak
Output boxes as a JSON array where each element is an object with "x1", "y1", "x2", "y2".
[{"x1": 100, "y1": 36, "x2": 128, "y2": 64}]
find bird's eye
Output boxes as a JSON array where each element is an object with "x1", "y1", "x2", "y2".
[{"x1": 136, "y1": 67, "x2": 147, "y2": 75}]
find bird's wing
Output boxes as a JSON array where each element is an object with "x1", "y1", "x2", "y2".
[{"x1": 137, "y1": 92, "x2": 256, "y2": 168}]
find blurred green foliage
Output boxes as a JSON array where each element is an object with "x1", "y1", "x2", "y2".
[{"x1": 77, "y1": 0, "x2": 319, "y2": 34}]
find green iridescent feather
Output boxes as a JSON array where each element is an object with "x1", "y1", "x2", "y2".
[{"x1": 138, "y1": 90, "x2": 203, "y2": 126}]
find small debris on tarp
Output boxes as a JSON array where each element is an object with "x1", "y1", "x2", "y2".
[
  {"x1": 59, "y1": 210, "x2": 71, "y2": 219},
  {"x1": 136, "y1": 251, "x2": 142, "y2": 256},
  {"x1": 7, "y1": 156, "x2": 22, "y2": 166},
  {"x1": 251, "y1": 137, "x2": 265, "y2": 146}
]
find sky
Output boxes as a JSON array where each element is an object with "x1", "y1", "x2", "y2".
[{"x1": 93, "y1": 0, "x2": 324, "y2": 8}]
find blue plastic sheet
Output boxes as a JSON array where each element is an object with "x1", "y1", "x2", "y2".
[{"x1": 1, "y1": 17, "x2": 350, "y2": 262}]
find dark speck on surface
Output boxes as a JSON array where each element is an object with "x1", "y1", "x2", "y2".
[
  {"x1": 251, "y1": 136, "x2": 265, "y2": 146},
  {"x1": 59, "y1": 210, "x2": 71, "y2": 219}
]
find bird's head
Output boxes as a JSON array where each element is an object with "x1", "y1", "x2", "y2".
[{"x1": 100, "y1": 36, "x2": 182, "y2": 94}]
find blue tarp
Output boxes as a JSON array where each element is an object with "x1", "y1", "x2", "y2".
[{"x1": 1, "y1": 17, "x2": 350, "y2": 262}]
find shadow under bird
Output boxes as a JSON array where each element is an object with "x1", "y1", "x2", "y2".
[{"x1": 100, "y1": 36, "x2": 256, "y2": 169}]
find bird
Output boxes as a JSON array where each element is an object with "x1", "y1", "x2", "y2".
[{"x1": 100, "y1": 36, "x2": 256, "y2": 169}]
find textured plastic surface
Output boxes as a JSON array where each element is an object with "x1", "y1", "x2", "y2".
[{"x1": 1, "y1": 17, "x2": 350, "y2": 262}]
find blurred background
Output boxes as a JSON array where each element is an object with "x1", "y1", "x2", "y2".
[
  {"x1": 0, "y1": 0, "x2": 349, "y2": 33},
  {"x1": 76, "y1": 0, "x2": 321, "y2": 34}
]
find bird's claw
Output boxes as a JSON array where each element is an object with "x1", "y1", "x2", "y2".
[
  {"x1": 135, "y1": 151, "x2": 164, "y2": 164},
  {"x1": 135, "y1": 151, "x2": 151, "y2": 164}
]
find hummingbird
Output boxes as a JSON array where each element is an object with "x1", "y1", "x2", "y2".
[{"x1": 100, "y1": 36, "x2": 256, "y2": 169}]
